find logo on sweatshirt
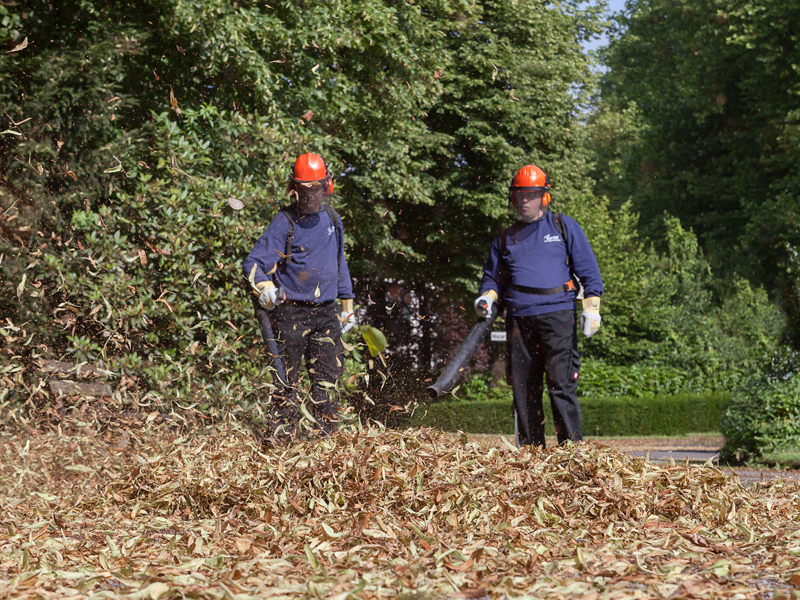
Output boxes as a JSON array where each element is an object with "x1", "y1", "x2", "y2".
[
  {"x1": 327, "y1": 225, "x2": 335, "y2": 236},
  {"x1": 544, "y1": 234, "x2": 562, "y2": 243}
]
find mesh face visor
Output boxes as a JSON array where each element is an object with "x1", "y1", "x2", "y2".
[
  {"x1": 511, "y1": 189, "x2": 547, "y2": 202},
  {"x1": 288, "y1": 176, "x2": 331, "y2": 199},
  {"x1": 291, "y1": 177, "x2": 325, "y2": 187}
]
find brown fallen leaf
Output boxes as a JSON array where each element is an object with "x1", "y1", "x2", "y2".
[
  {"x1": 680, "y1": 578, "x2": 711, "y2": 596},
  {"x1": 169, "y1": 86, "x2": 181, "y2": 116},
  {"x1": 235, "y1": 536, "x2": 253, "y2": 554},
  {"x1": 300, "y1": 110, "x2": 314, "y2": 122},
  {"x1": 458, "y1": 547, "x2": 483, "y2": 572},
  {"x1": 7, "y1": 37, "x2": 28, "y2": 53},
  {"x1": 353, "y1": 512, "x2": 372, "y2": 538}
]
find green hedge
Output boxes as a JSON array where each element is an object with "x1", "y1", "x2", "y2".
[
  {"x1": 410, "y1": 392, "x2": 731, "y2": 437},
  {"x1": 720, "y1": 365, "x2": 800, "y2": 461}
]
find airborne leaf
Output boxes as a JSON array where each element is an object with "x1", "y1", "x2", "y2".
[
  {"x1": 360, "y1": 325, "x2": 387, "y2": 357},
  {"x1": 227, "y1": 197, "x2": 245, "y2": 210},
  {"x1": 16, "y1": 273, "x2": 26, "y2": 299},
  {"x1": 6, "y1": 37, "x2": 28, "y2": 53}
]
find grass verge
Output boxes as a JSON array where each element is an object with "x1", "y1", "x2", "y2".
[{"x1": 759, "y1": 448, "x2": 800, "y2": 469}]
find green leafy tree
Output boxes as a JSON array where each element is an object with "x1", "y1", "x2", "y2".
[
  {"x1": 0, "y1": 0, "x2": 454, "y2": 404},
  {"x1": 386, "y1": 0, "x2": 607, "y2": 292},
  {"x1": 593, "y1": 0, "x2": 800, "y2": 343},
  {"x1": 2, "y1": 0, "x2": 617, "y2": 405}
]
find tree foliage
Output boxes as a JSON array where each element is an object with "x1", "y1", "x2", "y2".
[
  {"x1": 0, "y1": 0, "x2": 788, "y2": 414},
  {"x1": 590, "y1": 0, "x2": 800, "y2": 343},
  {"x1": 721, "y1": 349, "x2": 800, "y2": 461},
  {"x1": 0, "y1": 0, "x2": 609, "y2": 403},
  {"x1": 391, "y1": 0, "x2": 605, "y2": 289}
]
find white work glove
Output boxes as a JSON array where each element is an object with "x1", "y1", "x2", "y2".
[
  {"x1": 339, "y1": 299, "x2": 356, "y2": 334},
  {"x1": 256, "y1": 281, "x2": 281, "y2": 311},
  {"x1": 580, "y1": 297, "x2": 601, "y2": 337},
  {"x1": 473, "y1": 289, "x2": 498, "y2": 318}
]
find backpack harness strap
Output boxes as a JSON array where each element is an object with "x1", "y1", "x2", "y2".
[
  {"x1": 279, "y1": 203, "x2": 342, "y2": 266},
  {"x1": 500, "y1": 211, "x2": 577, "y2": 296}
]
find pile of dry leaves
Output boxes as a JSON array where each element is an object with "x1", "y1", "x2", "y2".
[{"x1": 2, "y1": 419, "x2": 800, "y2": 599}]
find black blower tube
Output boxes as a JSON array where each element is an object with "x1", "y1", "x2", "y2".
[
  {"x1": 427, "y1": 302, "x2": 499, "y2": 398},
  {"x1": 245, "y1": 279, "x2": 288, "y2": 388},
  {"x1": 253, "y1": 297, "x2": 288, "y2": 388}
]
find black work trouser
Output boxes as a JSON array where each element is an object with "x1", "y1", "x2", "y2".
[
  {"x1": 508, "y1": 308, "x2": 582, "y2": 448},
  {"x1": 269, "y1": 301, "x2": 344, "y2": 435}
]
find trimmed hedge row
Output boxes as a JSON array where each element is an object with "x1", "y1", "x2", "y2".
[{"x1": 410, "y1": 392, "x2": 731, "y2": 437}]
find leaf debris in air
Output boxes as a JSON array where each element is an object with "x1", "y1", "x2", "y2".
[
  {"x1": 7, "y1": 37, "x2": 28, "y2": 53},
  {"x1": 169, "y1": 86, "x2": 182, "y2": 116},
  {"x1": 227, "y1": 197, "x2": 245, "y2": 210}
]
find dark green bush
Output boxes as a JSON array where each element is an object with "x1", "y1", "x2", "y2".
[
  {"x1": 578, "y1": 358, "x2": 745, "y2": 397},
  {"x1": 579, "y1": 392, "x2": 731, "y2": 437},
  {"x1": 720, "y1": 349, "x2": 800, "y2": 461}
]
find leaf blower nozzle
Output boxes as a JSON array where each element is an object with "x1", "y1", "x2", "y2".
[{"x1": 427, "y1": 303, "x2": 499, "y2": 398}]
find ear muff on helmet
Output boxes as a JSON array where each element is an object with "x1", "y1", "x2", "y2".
[{"x1": 542, "y1": 192, "x2": 551, "y2": 207}]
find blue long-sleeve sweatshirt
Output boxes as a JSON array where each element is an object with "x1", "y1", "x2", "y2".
[
  {"x1": 479, "y1": 211, "x2": 603, "y2": 316},
  {"x1": 242, "y1": 207, "x2": 354, "y2": 303}
]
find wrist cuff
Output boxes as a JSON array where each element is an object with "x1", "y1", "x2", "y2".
[
  {"x1": 582, "y1": 296, "x2": 600, "y2": 311},
  {"x1": 256, "y1": 281, "x2": 276, "y2": 292}
]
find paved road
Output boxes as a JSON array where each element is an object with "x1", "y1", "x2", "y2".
[{"x1": 630, "y1": 449, "x2": 720, "y2": 463}]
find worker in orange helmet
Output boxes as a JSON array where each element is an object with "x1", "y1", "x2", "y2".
[
  {"x1": 242, "y1": 153, "x2": 355, "y2": 441},
  {"x1": 474, "y1": 164, "x2": 603, "y2": 448}
]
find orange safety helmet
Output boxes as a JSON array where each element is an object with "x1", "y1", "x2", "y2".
[
  {"x1": 509, "y1": 164, "x2": 551, "y2": 207},
  {"x1": 289, "y1": 153, "x2": 334, "y2": 195}
]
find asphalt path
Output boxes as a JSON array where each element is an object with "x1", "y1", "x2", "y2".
[{"x1": 630, "y1": 449, "x2": 720, "y2": 463}]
